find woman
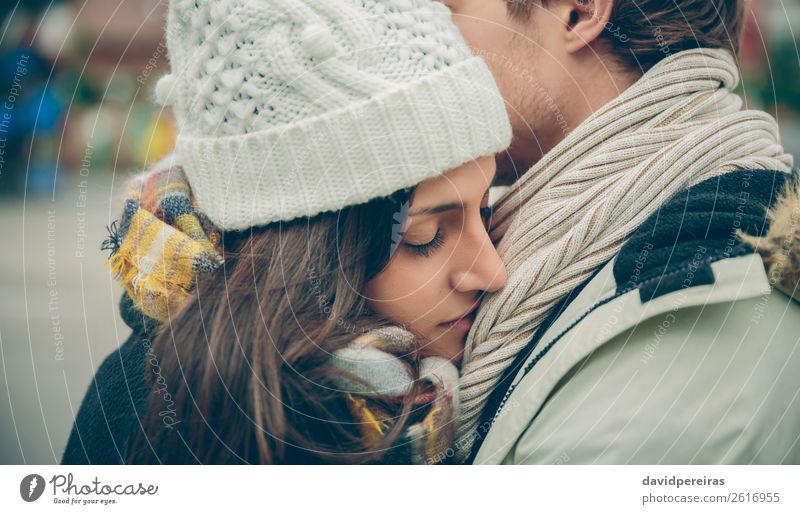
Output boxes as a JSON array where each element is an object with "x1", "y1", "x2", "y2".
[{"x1": 61, "y1": 0, "x2": 511, "y2": 464}]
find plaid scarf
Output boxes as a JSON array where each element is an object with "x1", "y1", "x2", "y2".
[
  {"x1": 102, "y1": 164, "x2": 459, "y2": 464},
  {"x1": 101, "y1": 165, "x2": 224, "y2": 323},
  {"x1": 332, "y1": 326, "x2": 459, "y2": 464}
]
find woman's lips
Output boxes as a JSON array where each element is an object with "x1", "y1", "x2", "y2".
[{"x1": 439, "y1": 304, "x2": 479, "y2": 332}]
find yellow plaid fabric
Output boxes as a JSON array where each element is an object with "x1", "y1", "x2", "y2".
[{"x1": 103, "y1": 166, "x2": 224, "y2": 322}]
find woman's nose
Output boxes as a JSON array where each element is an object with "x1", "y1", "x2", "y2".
[{"x1": 450, "y1": 227, "x2": 507, "y2": 293}]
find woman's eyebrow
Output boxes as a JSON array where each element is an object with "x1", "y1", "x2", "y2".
[
  {"x1": 409, "y1": 185, "x2": 493, "y2": 217},
  {"x1": 409, "y1": 202, "x2": 462, "y2": 217}
]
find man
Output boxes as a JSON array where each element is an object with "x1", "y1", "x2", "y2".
[{"x1": 444, "y1": 0, "x2": 800, "y2": 464}]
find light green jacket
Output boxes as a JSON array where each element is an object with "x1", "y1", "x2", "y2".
[{"x1": 475, "y1": 246, "x2": 800, "y2": 464}]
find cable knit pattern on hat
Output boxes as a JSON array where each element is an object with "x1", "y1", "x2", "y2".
[{"x1": 156, "y1": 0, "x2": 511, "y2": 230}]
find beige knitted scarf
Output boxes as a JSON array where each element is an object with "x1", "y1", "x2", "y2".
[{"x1": 455, "y1": 48, "x2": 794, "y2": 460}]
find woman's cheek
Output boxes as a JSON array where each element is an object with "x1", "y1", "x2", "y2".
[
  {"x1": 367, "y1": 253, "x2": 442, "y2": 331},
  {"x1": 393, "y1": 254, "x2": 448, "y2": 333},
  {"x1": 386, "y1": 254, "x2": 432, "y2": 319},
  {"x1": 366, "y1": 256, "x2": 419, "y2": 321}
]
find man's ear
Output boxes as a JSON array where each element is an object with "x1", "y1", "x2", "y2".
[{"x1": 557, "y1": 0, "x2": 615, "y2": 54}]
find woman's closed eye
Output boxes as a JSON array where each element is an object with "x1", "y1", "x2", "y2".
[
  {"x1": 404, "y1": 205, "x2": 493, "y2": 258},
  {"x1": 404, "y1": 228, "x2": 445, "y2": 257}
]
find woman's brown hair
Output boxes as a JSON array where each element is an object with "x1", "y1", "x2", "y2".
[
  {"x1": 508, "y1": 0, "x2": 746, "y2": 71},
  {"x1": 126, "y1": 190, "x2": 418, "y2": 464}
]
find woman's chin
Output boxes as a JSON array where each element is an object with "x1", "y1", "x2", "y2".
[
  {"x1": 417, "y1": 329, "x2": 465, "y2": 365},
  {"x1": 449, "y1": 347, "x2": 464, "y2": 366}
]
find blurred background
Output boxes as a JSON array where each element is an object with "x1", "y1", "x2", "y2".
[{"x1": 0, "y1": 0, "x2": 797, "y2": 464}]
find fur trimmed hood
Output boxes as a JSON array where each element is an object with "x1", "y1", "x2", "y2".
[{"x1": 739, "y1": 174, "x2": 800, "y2": 300}]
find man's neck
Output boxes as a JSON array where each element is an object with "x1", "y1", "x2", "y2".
[{"x1": 498, "y1": 66, "x2": 641, "y2": 185}]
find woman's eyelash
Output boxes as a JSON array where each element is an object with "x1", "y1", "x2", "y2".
[
  {"x1": 404, "y1": 207, "x2": 490, "y2": 257},
  {"x1": 405, "y1": 228, "x2": 444, "y2": 257}
]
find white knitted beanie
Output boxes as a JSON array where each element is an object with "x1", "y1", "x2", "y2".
[{"x1": 155, "y1": 0, "x2": 512, "y2": 231}]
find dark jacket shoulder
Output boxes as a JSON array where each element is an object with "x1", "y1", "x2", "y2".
[{"x1": 61, "y1": 295, "x2": 154, "y2": 464}]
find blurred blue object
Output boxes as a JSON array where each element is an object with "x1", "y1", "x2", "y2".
[{"x1": 0, "y1": 47, "x2": 64, "y2": 196}]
